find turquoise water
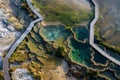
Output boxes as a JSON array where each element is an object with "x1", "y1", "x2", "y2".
[
  {"x1": 40, "y1": 25, "x2": 71, "y2": 41},
  {"x1": 72, "y1": 26, "x2": 89, "y2": 41},
  {"x1": 93, "y1": 50, "x2": 108, "y2": 65},
  {"x1": 109, "y1": 63, "x2": 120, "y2": 79},
  {"x1": 37, "y1": 0, "x2": 120, "y2": 78},
  {"x1": 39, "y1": 24, "x2": 120, "y2": 79},
  {"x1": 100, "y1": 70, "x2": 118, "y2": 80},
  {"x1": 69, "y1": 38, "x2": 93, "y2": 67}
]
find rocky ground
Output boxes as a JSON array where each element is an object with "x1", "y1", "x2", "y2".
[
  {"x1": 0, "y1": 0, "x2": 22, "y2": 69},
  {"x1": 51, "y1": 0, "x2": 92, "y2": 11},
  {"x1": 0, "y1": 0, "x2": 33, "y2": 70},
  {"x1": 1, "y1": 0, "x2": 120, "y2": 80},
  {"x1": 12, "y1": 68, "x2": 33, "y2": 80},
  {"x1": 95, "y1": 0, "x2": 120, "y2": 48},
  {"x1": 8, "y1": 0, "x2": 109, "y2": 80}
]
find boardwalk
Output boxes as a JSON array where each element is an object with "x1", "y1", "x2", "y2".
[
  {"x1": 3, "y1": 0, "x2": 120, "y2": 79},
  {"x1": 26, "y1": 0, "x2": 43, "y2": 18},
  {"x1": 3, "y1": 0, "x2": 44, "y2": 80},
  {"x1": 90, "y1": 0, "x2": 120, "y2": 66}
]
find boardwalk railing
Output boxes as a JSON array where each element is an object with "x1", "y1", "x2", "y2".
[
  {"x1": 3, "y1": 0, "x2": 120, "y2": 80},
  {"x1": 90, "y1": 0, "x2": 120, "y2": 66},
  {"x1": 3, "y1": 0, "x2": 44, "y2": 80}
]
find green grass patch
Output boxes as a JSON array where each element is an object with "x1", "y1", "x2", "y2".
[{"x1": 32, "y1": 0, "x2": 93, "y2": 27}]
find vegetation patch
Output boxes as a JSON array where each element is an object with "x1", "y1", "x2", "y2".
[
  {"x1": 9, "y1": 40, "x2": 28, "y2": 63},
  {"x1": 32, "y1": 0, "x2": 93, "y2": 27}
]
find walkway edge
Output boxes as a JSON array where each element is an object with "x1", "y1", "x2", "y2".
[
  {"x1": 3, "y1": 0, "x2": 44, "y2": 80},
  {"x1": 90, "y1": 0, "x2": 120, "y2": 66}
]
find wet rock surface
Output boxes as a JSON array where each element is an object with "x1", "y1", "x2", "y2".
[
  {"x1": 0, "y1": 1, "x2": 22, "y2": 58},
  {"x1": 4, "y1": 0, "x2": 120, "y2": 80},
  {"x1": 12, "y1": 68, "x2": 34, "y2": 80},
  {"x1": 96, "y1": 0, "x2": 120, "y2": 48}
]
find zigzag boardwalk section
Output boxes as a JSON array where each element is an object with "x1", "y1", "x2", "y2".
[
  {"x1": 90, "y1": 0, "x2": 120, "y2": 66},
  {"x1": 3, "y1": 0, "x2": 44, "y2": 80},
  {"x1": 3, "y1": 0, "x2": 120, "y2": 79},
  {"x1": 26, "y1": 0, "x2": 43, "y2": 18}
]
